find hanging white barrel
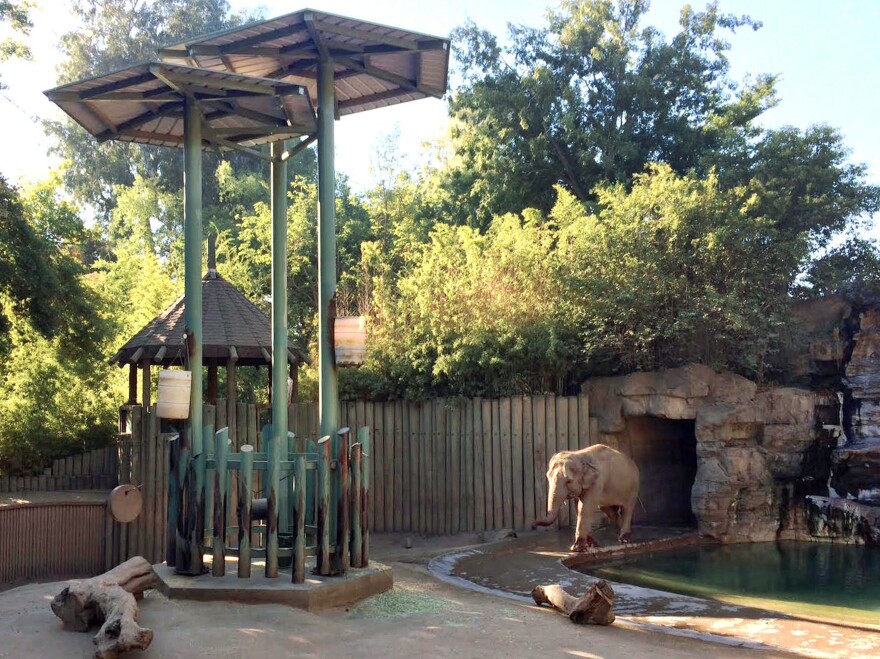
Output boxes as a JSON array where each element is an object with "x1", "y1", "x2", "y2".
[
  {"x1": 334, "y1": 316, "x2": 366, "y2": 365},
  {"x1": 156, "y1": 370, "x2": 192, "y2": 418}
]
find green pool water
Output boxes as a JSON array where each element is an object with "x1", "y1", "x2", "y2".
[{"x1": 581, "y1": 541, "x2": 880, "y2": 626}]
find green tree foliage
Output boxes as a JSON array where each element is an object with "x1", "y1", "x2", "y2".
[
  {"x1": 0, "y1": 0, "x2": 32, "y2": 88},
  {"x1": 0, "y1": 175, "x2": 117, "y2": 474},
  {"x1": 363, "y1": 213, "x2": 577, "y2": 398},
  {"x1": 557, "y1": 166, "x2": 796, "y2": 377},
  {"x1": 45, "y1": 0, "x2": 265, "y2": 217},
  {"x1": 440, "y1": 0, "x2": 772, "y2": 228},
  {"x1": 800, "y1": 238, "x2": 880, "y2": 301}
]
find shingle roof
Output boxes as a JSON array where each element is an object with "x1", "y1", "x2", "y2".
[{"x1": 111, "y1": 271, "x2": 308, "y2": 367}]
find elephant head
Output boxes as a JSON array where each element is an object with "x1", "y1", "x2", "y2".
[{"x1": 532, "y1": 452, "x2": 597, "y2": 528}]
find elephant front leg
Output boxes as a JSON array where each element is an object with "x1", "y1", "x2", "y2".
[
  {"x1": 570, "y1": 498, "x2": 600, "y2": 552},
  {"x1": 617, "y1": 495, "x2": 638, "y2": 544}
]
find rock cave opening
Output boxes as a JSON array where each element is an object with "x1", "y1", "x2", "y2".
[{"x1": 622, "y1": 416, "x2": 698, "y2": 527}]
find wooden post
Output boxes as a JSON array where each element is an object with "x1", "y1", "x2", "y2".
[
  {"x1": 237, "y1": 444, "x2": 253, "y2": 578},
  {"x1": 143, "y1": 410, "x2": 157, "y2": 563},
  {"x1": 331, "y1": 429, "x2": 350, "y2": 575},
  {"x1": 166, "y1": 433, "x2": 180, "y2": 567},
  {"x1": 316, "y1": 436, "x2": 331, "y2": 576},
  {"x1": 350, "y1": 443, "x2": 363, "y2": 568},
  {"x1": 292, "y1": 456, "x2": 306, "y2": 583},
  {"x1": 128, "y1": 364, "x2": 138, "y2": 404},
  {"x1": 207, "y1": 364, "x2": 218, "y2": 404},
  {"x1": 141, "y1": 361, "x2": 151, "y2": 409},
  {"x1": 212, "y1": 428, "x2": 230, "y2": 576},
  {"x1": 226, "y1": 356, "x2": 237, "y2": 445},
  {"x1": 358, "y1": 426, "x2": 371, "y2": 566}
]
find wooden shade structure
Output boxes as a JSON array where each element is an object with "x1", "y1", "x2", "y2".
[{"x1": 110, "y1": 253, "x2": 309, "y2": 419}]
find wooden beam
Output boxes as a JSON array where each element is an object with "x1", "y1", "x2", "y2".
[
  {"x1": 303, "y1": 12, "x2": 329, "y2": 61},
  {"x1": 261, "y1": 347, "x2": 272, "y2": 363},
  {"x1": 281, "y1": 134, "x2": 317, "y2": 161},
  {"x1": 141, "y1": 360, "x2": 151, "y2": 409},
  {"x1": 363, "y1": 39, "x2": 448, "y2": 55},
  {"x1": 150, "y1": 64, "x2": 304, "y2": 97},
  {"x1": 96, "y1": 101, "x2": 184, "y2": 141},
  {"x1": 338, "y1": 88, "x2": 418, "y2": 111},
  {"x1": 128, "y1": 364, "x2": 138, "y2": 405},
  {"x1": 154, "y1": 346, "x2": 167, "y2": 362},
  {"x1": 71, "y1": 72, "x2": 156, "y2": 100},
  {"x1": 229, "y1": 346, "x2": 239, "y2": 362},
  {"x1": 207, "y1": 364, "x2": 218, "y2": 404},
  {"x1": 311, "y1": 20, "x2": 422, "y2": 51},
  {"x1": 217, "y1": 21, "x2": 310, "y2": 55},
  {"x1": 337, "y1": 56, "x2": 441, "y2": 97}
]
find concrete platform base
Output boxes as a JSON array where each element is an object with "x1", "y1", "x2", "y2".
[{"x1": 154, "y1": 558, "x2": 392, "y2": 611}]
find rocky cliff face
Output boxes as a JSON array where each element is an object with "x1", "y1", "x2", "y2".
[
  {"x1": 837, "y1": 309, "x2": 880, "y2": 503},
  {"x1": 583, "y1": 365, "x2": 821, "y2": 542}
]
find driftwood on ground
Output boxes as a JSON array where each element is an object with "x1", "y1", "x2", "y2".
[
  {"x1": 51, "y1": 556, "x2": 157, "y2": 659},
  {"x1": 531, "y1": 580, "x2": 616, "y2": 625}
]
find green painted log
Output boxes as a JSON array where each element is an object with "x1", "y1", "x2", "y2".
[
  {"x1": 166, "y1": 433, "x2": 180, "y2": 567},
  {"x1": 358, "y1": 426, "x2": 371, "y2": 566},
  {"x1": 265, "y1": 422, "x2": 280, "y2": 578},
  {"x1": 237, "y1": 444, "x2": 254, "y2": 578},
  {"x1": 316, "y1": 436, "x2": 331, "y2": 576},
  {"x1": 292, "y1": 456, "x2": 306, "y2": 583},
  {"x1": 306, "y1": 438, "x2": 317, "y2": 545},
  {"x1": 331, "y1": 428, "x2": 350, "y2": 575},
  {"x1": 350, "y1": 442, "x2": 363, "y2": 568},
  {"x1": 203, "y1": 425, "x2": 216, "y2": 544},
  {"x1": 212, "y1": 428, "x2": 230, "y2": 576}
]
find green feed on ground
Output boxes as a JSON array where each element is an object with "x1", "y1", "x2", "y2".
[{"x1": 350, "y1": 585, "x2": 453, "y2": 619}]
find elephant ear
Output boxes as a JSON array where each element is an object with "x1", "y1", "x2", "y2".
[{"x1": 578, "y1": 460, "x2": 600, "y2": 491}]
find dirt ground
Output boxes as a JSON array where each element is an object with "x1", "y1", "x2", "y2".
[{"x1": 0, "y1": 531, "x2": 787, "y2": 659}]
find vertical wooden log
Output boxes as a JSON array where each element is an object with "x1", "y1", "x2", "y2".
[
  {"x1": 481, "y1": 398, "x2": 493, "y2": 530},
  {"x1": 359, "y1": 426, "x2": 371, "y2": 566},
  {"x1": 546, "y1": 396, "x2": 560, "y2": 528},
  {"x1": 533, "y1": 396, "x2": 548, "y2": 522},
  {"x1": 237, "y1": 444, "x2": 254, "y2": 578},
  {"x1": 383, "y1": 403, "x2": 394, "y2": 532},
  {"x1": 499, "y1": 397, "x2": 513, "y2": 530},
  {"x1": 463, "y1": 401, "x2": 474, "y2": 532},
  {"x1": 207, "y1": 364, "x2": 219, "y2": 404},
  {"x1": 331, "y1": 431, "x2": 349, "y2": 575},
  {"x1": 579, "y1": 394, "x2": 591, "y2": 447},
  {"x1": 472, "y1": 398, "x2": 485, "y2": 532},
  {"x1": 393, "y1": 401, "x2": 403, "y2": 532},
  {"x1": 226, "y1": 361, "x2": 237, "y2": 446},
  {"x1": 434, "y1": 399, "x2": 445, "y2": 534},
  {"x1": 450, "y1": 402, "x2": 461, "y2": 535},
  {"x1": 292, "y1": 456, "x2": 306, "y2": 583},
  {"x1": 265, "y1": 420, "x2": 279, "y2": 579},
  {"x1": 166, "y1": 434, "x2": 180, "y2": 567},
  {"x1": 350, "y1": 443, "x2": 363, "y2": 568},
  {"x1": 512, "y1": 396, "x2": 525, "y2": 530},
  {"x1": 316, "y1": 436, "x2": 331, "y2": 576},
  {"x1": 143, "y1": 410, "x2": 157, "y2": 563},
  {"x1": 523, "y1": 396, "x2": 536, "y2": 527},
  {"x1": 128, "y1": 364, "x2": 137, "y2": 404},
  {"x1": 408, "y1": 403, "x2": 420, "y2": 534},
  {"x1": 420, "y1": 401, "x2": 431, "y2": 535},
  {"x1": 141, "y1": 361, "x2": 151, "y2": 410},
  {"x1": 212, "y1": 428, "x2": 230, "y2": 576},
  {"x1": 399, "y1": 401, "x2": 410, "y2": 533},
  {"x1": 491, "y1": 399, "x2": 502, "y2": 529}
]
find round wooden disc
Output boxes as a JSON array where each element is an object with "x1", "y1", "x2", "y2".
[{"x1": 109, "y1": 484, "x2": 143, "y2": 523}]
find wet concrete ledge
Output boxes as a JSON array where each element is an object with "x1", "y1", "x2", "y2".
[{"x1": 155, "y1": 558, "x2": 392, "y2": 611}]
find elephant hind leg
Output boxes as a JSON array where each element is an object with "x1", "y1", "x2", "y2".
[
  {"x1": 600, "y1": 505, "x2": 621, "y2": 524},
  {"x1": 617, "y1": 495, "x2": 638, "y2": 543}
]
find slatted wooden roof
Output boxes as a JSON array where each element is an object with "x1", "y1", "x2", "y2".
[
  {"x1": 45, "y1": 63, "x2": 316, "y2": 149},
  {"x1": 111, "y1": 271, "x2": 308, "y2": 368},
  {"x1": 158, "y1": 9, "x2": 450, "y2": 117}
]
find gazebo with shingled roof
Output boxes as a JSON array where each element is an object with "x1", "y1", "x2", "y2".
[{"x1": 111, "y1": 240, "x2": 308, "y2": 429}]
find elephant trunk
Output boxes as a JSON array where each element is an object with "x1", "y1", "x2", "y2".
[{"x1": 531, "y1": 477, "x2": 565, "y2": 528}]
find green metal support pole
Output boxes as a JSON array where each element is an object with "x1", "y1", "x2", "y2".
[
  {"x1": 183, "y1": 95, "x2": 203, "y2": 461},
  {"x1": 317, "y1": 58, "x2": 338, "y2": 439},
  {"x1": 266, "y1": 140, "x2": 288, "y2": 576}
]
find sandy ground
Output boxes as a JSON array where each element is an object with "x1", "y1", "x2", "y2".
[{"x1": 0, "y1": 532, "x2": 785, "y2": 659}]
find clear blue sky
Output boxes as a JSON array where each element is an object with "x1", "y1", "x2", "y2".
[{"x1": 1, "y1": 0, "x2": 877, "y2": 233}]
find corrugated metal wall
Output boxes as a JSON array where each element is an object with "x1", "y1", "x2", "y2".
[{"x1": 0, "y1": 502, "x2": 106, "y2": 585}]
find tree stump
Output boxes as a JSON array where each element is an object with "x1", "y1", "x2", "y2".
[
  {"x1": 531, "y1": 580, "x2": 615, "y2": 625},
  {"x1": 51, "y1": 556, "x2": 157, "y2": 658}
]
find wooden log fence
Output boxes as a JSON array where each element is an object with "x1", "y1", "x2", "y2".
[{"x1": 0, "y1": 394, "x2": 593, "y2": 584}]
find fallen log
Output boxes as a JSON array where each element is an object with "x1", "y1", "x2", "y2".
[
  {"x1": 531, "y1": 580, "x2": 615, "y2": 625},
  {"x1": 51, "y1": 556, "x2": 157, "y2": 659}
]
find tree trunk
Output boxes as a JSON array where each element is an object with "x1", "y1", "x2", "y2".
[
  {"x1": 531, "y1": 580, "x2": 615, "y2": 625},
  {"x1": 50, "y1": 556, "x2": 157, "y2": 659}
]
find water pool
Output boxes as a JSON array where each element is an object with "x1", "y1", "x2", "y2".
[{"x1": 579, "y1": 541, "x2": 880, "y2": 626}]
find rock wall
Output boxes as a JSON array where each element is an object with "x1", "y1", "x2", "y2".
[{"x1": 582, "y1": 364, "x2": 819, "y2": 542}]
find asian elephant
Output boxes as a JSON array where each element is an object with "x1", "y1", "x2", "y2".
[{"x1": 532, "y1": 444, "x2": 639, "y2": 552}]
